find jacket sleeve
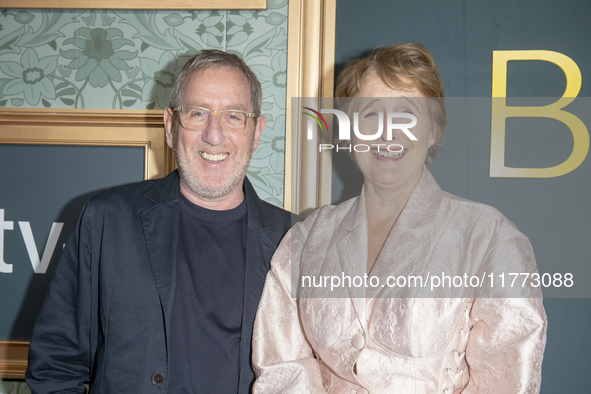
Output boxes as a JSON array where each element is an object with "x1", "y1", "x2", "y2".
[
  {"x1": 463, "y1": 297, "x2": 546, "y2": 394},
  {"x1": 463, "y1": 217, "x2": 547, "y2": 394},
  {"x1": 26, "y1": 201, "x2": 98, "y2": 394},
  {"x1": 251, "y1": 230, "x2": 326, "y2": 393}
]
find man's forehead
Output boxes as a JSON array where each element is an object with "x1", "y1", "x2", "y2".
[
  {"x1": 185, "y1": 66, "x2": 249, "y2": 90},
  {"x1": 181, "y1": 66, "x2": 251, "y2": 108}
]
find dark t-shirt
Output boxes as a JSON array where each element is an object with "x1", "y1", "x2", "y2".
[{"x1": 168, "y1": 192, "x2": 247, "y2": 393}]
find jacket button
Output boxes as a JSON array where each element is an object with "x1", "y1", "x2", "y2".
[
  {"x1": 351, "y1": 333, "x2": 365, "y2": 350},
  {"x1": 357, "y1": 388, "x2": 368, "y2": 394},
  {"x1": 151, "y1": 372, "x2": 165, "y2": 386}
]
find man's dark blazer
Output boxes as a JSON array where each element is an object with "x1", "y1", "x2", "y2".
[{"x1": 25, "y1": 170, "x2": 295, "y2": 393}]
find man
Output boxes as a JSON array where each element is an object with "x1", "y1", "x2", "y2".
[{"x1": 26, "y1": 50, "x2": 295, "y2": 393}]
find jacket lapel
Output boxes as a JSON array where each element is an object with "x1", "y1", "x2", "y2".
[
  {"x1": 336, "y1": 194, "x2": 369, "y2": 328},
  {"x1": 238, "y1": 177, "x2": 277, "y2": 391},
  {"x1": 139, "y1": 173, "x2": 279, "y2": 391},
  {"x1": 140, "y1": 171, "x2": 180, "y2": 349},
  {"x1": 334, "y1": 168, "x2": 445, "y2": 316},
  {"x1": 370, "y1": 167, "x2": 445, "y2": 297}
]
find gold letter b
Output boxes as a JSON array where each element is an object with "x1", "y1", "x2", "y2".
[{"x1": 490, "y1": 50, "x2": 589, "y2": 177}]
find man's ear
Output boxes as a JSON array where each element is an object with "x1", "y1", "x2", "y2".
[
  {"x1": 252, "y1": 115, "x2": 266, "y2": 151},
  {"x1": 164, "y1": 107, "x2": 175, "y2": 149}
]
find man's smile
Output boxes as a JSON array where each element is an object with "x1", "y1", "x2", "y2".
[{"x1": 199, "y1": 151, "x2": 230, "y2": 163}]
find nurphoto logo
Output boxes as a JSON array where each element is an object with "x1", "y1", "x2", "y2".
[{"x1": 302, "y1": 106, "x2": 418, "y2": 153}]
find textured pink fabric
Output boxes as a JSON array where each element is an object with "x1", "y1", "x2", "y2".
[{"x1": 252, "y1": 168, "x2": 547, "y2": 394}]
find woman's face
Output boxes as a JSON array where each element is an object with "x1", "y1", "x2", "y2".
[{"x1": 352, "y1": 73, "x2": 435, "y2": 193}]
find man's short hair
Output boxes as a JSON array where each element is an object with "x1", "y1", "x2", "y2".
[{"x1": 169, "y1": 49, "x2": 262, "y2": 117}]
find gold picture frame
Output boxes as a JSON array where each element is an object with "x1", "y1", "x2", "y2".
[
  {"x1": 0, "y1": 0, "x2": 337, "y2": 379},
  {"x1": 1, "y1": 0, "x2": 267, "y2": 10},
  {"x1": 0, "y1": 108, "x2": 171, "y2": 180},
  {"x1": 284, "y1": 0, "x2": 336, "y2": 214},
  {"x1": 0, "y1": 341, "x2": 29, "y2": 380}
]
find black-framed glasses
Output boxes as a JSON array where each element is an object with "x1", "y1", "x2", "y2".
[{"x1": 173, "y1": 106, "x2": 257, "y2": 134}]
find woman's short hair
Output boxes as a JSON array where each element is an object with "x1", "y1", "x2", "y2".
[{"x1": 335, "y1": 43, "x2": 446, "y2": 163}]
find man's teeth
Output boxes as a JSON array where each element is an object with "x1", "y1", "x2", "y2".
[
  {"x1": 199, "y1": 152, "x2": 229, "y2": 162},
  {"x1": 373, "y1": 149, "x2": 405, "y2": 158}
]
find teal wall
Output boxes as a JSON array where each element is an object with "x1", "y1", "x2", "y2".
[
  {"x1": 0, "y1": 4, "x2": 288, "y2": 205},
  {"x1": 0, "y1": 381, "x2": 30, "y2": 394}
]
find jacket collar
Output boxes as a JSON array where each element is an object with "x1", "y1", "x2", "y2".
[
  {"x1": 243, "y1": 176, "x2": 276, "y2": 238},
  {"x1": 371, "y1": 167, "x2": 444, "y2": 293},
  {"x1": 335, "y1": 167, "x2": 445, "y2": 318},
  {"x1": 340, "y1": 166, "x2": 444, "y2": 233},
  {"x1": 140, "y1": 171, "x2": 276, "y2": 392},
  {"x1": 142, "y1": 171, "x2": 277, "y2": 237},
  {"x1": 140, "y1": 171, "x2": 181, "y2": 347},
  {"x1": 239, "y1": 176, "x2": 278, "y2": 391},
  {"x1": 143, "y1": 170, "x2": 181, "y2": 204},
  {"x1": 390, "y1": 166, "x2": 444, "y2": 233}
]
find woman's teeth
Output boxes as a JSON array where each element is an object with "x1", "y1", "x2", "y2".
[
  {"x1": 372, "y1": 149, "x2": 405, "y2": 159},
  {"x1": 199, "y1": 152, "x2": 229, "y2": 162}
]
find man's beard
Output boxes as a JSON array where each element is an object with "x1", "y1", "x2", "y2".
[{"x1": 174, "y1": 130, "x2": 254, "y2": 201}]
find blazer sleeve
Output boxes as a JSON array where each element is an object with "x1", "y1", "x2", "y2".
[
  {"x1": 463, "y1": 216, "x2": 547, "y2": 394},
  {"x1": 26, "y1": 201, "x2": 97, "y2": 394},
  {"x1": 251, "y1": 230, "x2": 327, "y2": 393}
]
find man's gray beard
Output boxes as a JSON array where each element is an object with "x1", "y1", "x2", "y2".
[{"x1": 174, "y1": 144, "x2": 253, "y2": 201}]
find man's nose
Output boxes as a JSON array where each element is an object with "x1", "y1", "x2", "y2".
[{"x1": 201, "y1": 115, "x2": 226, "y2": 145}]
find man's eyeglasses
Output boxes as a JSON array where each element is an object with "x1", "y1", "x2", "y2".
[{"x1": 173, "y1": 106, "x2": 257, "y2": 134}]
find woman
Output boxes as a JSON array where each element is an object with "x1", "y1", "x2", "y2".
[{"x1": 252, "y1": 43, "x2": 546, "y2": 393}]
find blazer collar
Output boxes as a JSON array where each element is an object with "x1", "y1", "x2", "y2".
[
  {"x1": 140, "y1": 171, "x2": 181, "y2": 341},
  {"x1": 239, "y1": 176, "x2": 280, "y2": 391},
  {"x1": 337, "y1": 165, "x2": 444, "y2": 230},
  {"x1": 340, "y1": 187, "x2": 367, "y2": 232},
  {"x1": 143, "y1": 170, "x2": 181, "y2": 204},
  {"x1": 377, "y1": 167, "x2": 444, "y2": 297},
  {"x1": 140, "y1": 172, "x2": 278, "y2": 311},
  {"x1": 244, "y1": 176, "x2": 275, "y2": 236},
  {"x1": 336, "y1": 167, "x2": 445, "y2": 313},
  {"x1": 140, "y1": 172, "x2": 280, "y2": 390},
  {"x1": 391, "y1": 166, "x2": 444, "y2": 232}
]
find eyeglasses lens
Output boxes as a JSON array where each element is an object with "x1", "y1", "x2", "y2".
[{"x1": 181, "y1": 108, "x2": 247, "y2": 133}]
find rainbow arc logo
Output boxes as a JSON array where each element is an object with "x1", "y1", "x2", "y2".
[{"x1": 302, "y1": 107, "x2": 328, "y2": 132}]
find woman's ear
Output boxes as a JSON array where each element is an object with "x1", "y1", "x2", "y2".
[{"x1": 428, "y1": 126, "x2": 437, "y2": 147}]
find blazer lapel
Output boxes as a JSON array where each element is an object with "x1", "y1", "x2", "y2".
[
  {"x1": 238, "y1": 177, "x2": 277, "y2": 391},
  {"x1": 370, "y1": 167, "x2": 445, "y2": 298},
  {"x1": 140, "y1": 171, "x2": 180, "y2": 348},
  {"x1": 336, "y1": 194, "x2": 369, "y2": 328}
]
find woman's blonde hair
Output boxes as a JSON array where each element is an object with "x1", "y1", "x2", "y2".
[{"x1": 335, "y1": 43, "x2": 446, "y2": 163}]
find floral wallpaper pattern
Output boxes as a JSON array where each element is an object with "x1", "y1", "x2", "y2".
[
  {"x1": 0, "y1": 1, "x2": 288, "y2": 206},
  {"x1": 0, "y1": 381, "x2": 29, "y2": 394}
]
